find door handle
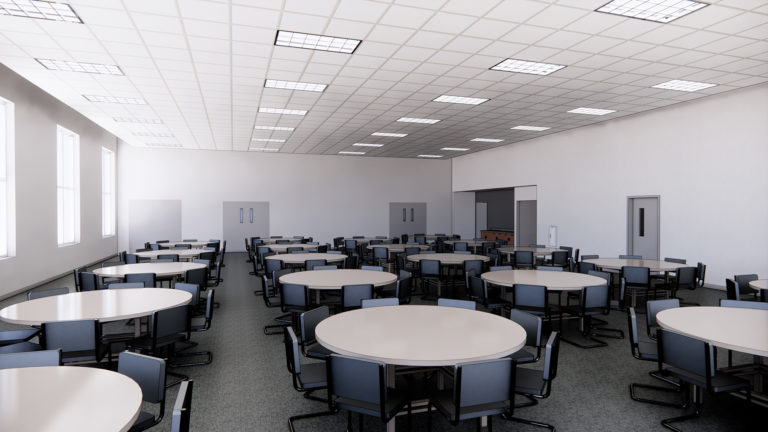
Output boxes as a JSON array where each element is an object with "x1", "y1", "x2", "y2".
[
  {"x1": 249, "y1": 208, "x2": 253, "y2": 223},
  {"x1": 239, "y1": 208, "x2": 243, "y2": 224}
]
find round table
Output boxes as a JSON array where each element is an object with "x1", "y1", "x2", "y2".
[
  {"x1": 280, "y1": 269, "x2": 397, "y2": 303},
  {"x1": 315, "y1": 305, "x2": 526, "y2": 366},
  {"x1": 366, "y1": 244, "x2": 429, "y2": 256},
  {"x1": 0, "y1": 366, "x2": 142, "y2": 432},
  {"x1": 582, "y1": 258, "x2": 686, "y2": 272},
  {"x1": 267, "y1": 243, "x2": 318, "y2": 253},
  {"x1": 254, "y1": 238, "x2": 305, "y2": 245},
  {"x1": 657, "y1": 306, "x2": 768, "y2": 358},
  {"x1": 157, "y1": 241, "x2": 210, "y2": 248},
  {"x1": 0, "y1": 288, "x2": 192, "y2": 327},
  {"x1": 481, "y1": 269, "x2": 606, "y2": 292},
  {"x1": 92, "y1": 262, "x2": 207, "y2": 280},
  {"x1": 748, "y1": 280, "x2": 768, "y2": 292},
  {"x1": 498, "y1": 246, "x2": 566, "y2": 256},
  {"x1": 134, "y1": 248, "x2": 211, "y2": 261},
  {"x1": 406, "y1": 253, "x2": 490, "y2": 265},
  {"x1": 265, "y1": 252, "x2": 347, "y2": 265}
]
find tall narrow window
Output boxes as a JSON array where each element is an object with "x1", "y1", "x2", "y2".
[
  {"x1": 0, "y1": 97, "x2": 15, "y2": 258},
  {"x1": 101, "y1": 147, "x2": 115, "y2": 237},
  {"x1": 57, "y1": 125, "x2": 80, "y2": 246}
]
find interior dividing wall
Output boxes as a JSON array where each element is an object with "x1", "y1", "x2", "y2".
[
  {"x1": 117, "y1": 147, "x2": 452, "y2": 251},
  {"x1": 452, "y1": 84, "x2": 768, "y2": 286},
  {"x1": 0, "y1": 65, "x2": 117, "y2": 299}
]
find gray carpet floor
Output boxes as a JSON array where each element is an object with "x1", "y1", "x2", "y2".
[{"x1": 1, "y1": 252, "x2": 765, "y2": 431}]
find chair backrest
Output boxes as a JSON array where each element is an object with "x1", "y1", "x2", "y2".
[
  {"x1": 529, "y1": 244, "x2": 545, "y2": 248},
  {"x1": 304, "y1": 259, "x2": 327, "y2": 271},
  {"x1": 404, "y1": 247, "x2": 421, "y2": 256},
  {"x1": 396, "y1": 275, "x2": 412, "y2": 303},
  {"x1": 271, "y1": 268, "x2": 292, "y2": 292},
  {"x1": 657, "y1": 329, "x2": 712, "y2": 383},
  {"x1": 286, "y1": 247, "x2": 304, "y2": 253},
  {"x1": 198, "y1": 252, "x2": 215, "y2": 262},
  {"x1": 463, "y1": 259, "x2": 484, "y2": 277},
  {"x1": 265, "y1": 258, "x2": 283, "y2": 276},
  {"x1": 453, "y1": 241, "x2": 468, "y2": 251},
  {"x1": 420, "y1": 259, "x2": 440, "y2": 277},
  {"x1": 719, "y1": 299, "x2": 768, "y2": 310},
  {"x1": 695, "y1": 262, "x2": 706, "y2": 287},
  {"x1": 125, "y1": 272, "x2": 156, "y2": 288},
  {"x1": 174, "y1": 283, "x2": 200, "y2": 307},
  {"x1": 0, "y1": 349, "x2": 61, "y2": 369},
  {"x1": 118, "y1": 351, "x2": 166, "y2": 404},
  {"x1": 300, "y1": 306, "x2": 330, "y2": 346},
  {"x1": 515, "y1": 251, "x2": 534, "y2": 266},
  {"x1": 284, "y1": 327, "x2": 302, "y2": 375},
  {"x1": 621, "y1": 266, "x2": 649, "y2": 286},
  {"x1": 28, "y1": 287, "x2": 69, "y2": 300},
  {"x1": 489, "y1": 265, "x2": 512, "y2": 271},
  {"x1": 551, "y1": 250, "x2": 568, "y2": 266},
  {"x1": 725, "y1": 278, "x2": 740, "y2": 300},
  {"x1": 125, "y1": 254, "x2": 140, "y2": 264},
  {"x1": 174, "y1": 244, "x2": 192, "y2": 249},
  {"x1": 674, "y1": 267, "x2": 697, "y2": 291},
  {"x1": 361, "y1": 265, "x2": 383, "y2": 272},
  {"x1": 512, "y1": 284, "x2": 547, "y2": 314},
  {"x1": 41, "y1": 319, "x2": 99, "y2": 362},
  {"x1": 150, "y1": 305, "x2": 189, "y2": 341},
  {"x1": 577, "y1": 262, "x2": 596, "y2": 274},
  {"x1": 646, "y1": 299, "x2": 680, "y2": 334},
  {"x1": 536, "y1": 265, "x2": 563, "y2": 271},
  {"x1": 415, "y1": 236, "x2": 426, "y2": 245},
  {"x1": 78, "y1": 272, "x2": 99, "y2": 292},
  {"x1": 314, "y1": 265, "x2": 338, "y2": 270},
  {"x1": 341, "y1": 284, "x2": 374, "y2": 310},
  {"x1": 542, "y1": 331, "x2": 560, "y2": 382},
  {"x1": 438, "y1": 298, "x2": 476, "y2": 310},
  {"x1": 372, "y1": 247, "x2": 388, "y2": 260},
  {"x1": 108, "y1": 282, "x2": 145, "y2": 289},
  {"x1": 281, "y1": 283, "x2": 309, "y2": 312},
  {"x1": 452, "y1": 358, "x2": 514, "y2": 423},
  {"x1": 664, "y1": 257, "x2": 686, "y2": 264},
  {"x1": 157, "y1": 254, "x2": 179, "y2": 262},
  {"x1": 619, "y1": 254, "x2": 642, "y2": 259},
  {"x1": 362, "y1": 298, "x2": 399, "y2": 308},
  {"x1": 184, "y1": 267, "x2": 208, "y2": 288},
  {"x1": 580, "y1": 283, "x2": 610, "y2": 314},
  {"x1": 734, "y1": 274, "x2": 758, "y2": 295},
  {"x1": 580, "y1": 254, "x2": 598, "y2": 261},
  {"x1": 171, "y1": 380, "x2": 194, "y2": 432},
  {"x1": 467, "y1": 275, "x2": 485, "y2": 301},
  {"x1": 626, "y1": 307, "x2": 641, "y2": 357},
  {"x1": 509, "y1": 309, "x2": 542, "y2": 348},
  {"x1": 328, "y1": 354, "x2": 387, "y2": 418}
]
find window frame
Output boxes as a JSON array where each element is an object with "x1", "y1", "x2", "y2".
[
  {"x1": 101, "y1": 146, "x2": 115, "y2": 237},
  {"x1": 0, "y1": 97, "x2": 15, "y2": 259},
  {"x1": 56, "y1": 125, "x2": 80, "y2": 247}
]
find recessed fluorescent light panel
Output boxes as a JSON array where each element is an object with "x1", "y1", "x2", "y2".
[
  {"x1": 133, "y1": 131, "x2": 174, "y2": 138},
  {"x1": 249, "y1": 147, "x2": 280, "y2": 152},
  {"x1": 596, "y1": 0, "x2": 708, "y2": 23},
  {"x1": 490, "y1": 59, "x2": 565, "y2": 75},
  {"x1": 470, "y1": 138, "x2": 503, "y2": 143},
  {"x1": 652, "y1": 79, "x2": 716, "y2": 92},
  {"x1": 441, "y1": 147, "x2": 469, "y2": 151},
  {"x1": 339, "y1": 151, "x2": 365, "y2": 155},
  {"x1": 397, "y1": 117, "x2": 440, "y2": 124},
  {"x1": 259, "y1": 107, "x2": 307, "y2": 116},
  {"x1": 371, "y1": 132, "x2": 407, "y2": 138},
  {"x1": 418, "y1": 154, "x2": 443, "y2": 158},
  {"x1": 265, "y1": 79, "x2": 327, "y2": 92},
  {"x1": 254, "y1": 125, "x2": 295, "y2": 131},
  {"x1": 353, "y1": 143, "x2": 383, "y2": 147},
  {"x1": 37, "y1": 59, "x2": 123, "y2": 75},
  {"x1": 275, "y1": 30, "x2": 361, "y2": 54},
  {"x1": 512, "y1": 125, "x2": 550, "y2": 131},
  {"x1": 84, "y1": 95, "x2": 146, "y2": 105},
  {"x1": 568, "y1": 107, "x2": 616, "y2": 116},
  {"x1": 252, "y1": 138, "x2": 286, "y2": 143},
  {"x1": 0, "y1": 0, "x2": 82, "y2": 23},
  {"x1": 433, "y1": 95, "x2": 489, "y2": 105},
  {"x1": 113, "y1": 117, "x2": 163, "y2": 124}
]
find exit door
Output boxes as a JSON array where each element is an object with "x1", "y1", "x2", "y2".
[
  {"x1": 389, "y1": 203, "x2": 426, "y2": 238},
  {"x1": 627, "y1": 197, "x2": 659, "y2": 260},
  {"x1": 223, "y1": 201, "x2": 269, "y2": 252}
]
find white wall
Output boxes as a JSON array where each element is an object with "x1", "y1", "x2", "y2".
[
  {"x1": 0, "y1": 65, "x2": 117, "y2": 298},
  {"x1": 451, "y1": 191, "x2": 475, "y2": 239},
  {"x1": 453, "y1": 84, "x2": 768, "y2": 286},
  {"x1": 117, "y1": 147, "x2": 452, "y2": 250}
]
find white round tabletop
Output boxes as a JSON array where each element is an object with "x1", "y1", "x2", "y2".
[
  {"x1": 279, "y1": 269, "x2": 397, "y2": 290},
  {"x1": 406, "y1": 253, "x2": 490, "y2": 265},
  {"x1": 748, "y1": 280, "x2": 768, "y2": 291},
  {"x1": 254, "y1": 238, "x2": 305, "y2": 245},
  {"x1": 315, "y1": 305, "x2": 526, "y2": 366},
  {"x1": 267, "y1": 243, "x2": 318, "y2": 253},
  {"x1": 265, "y1": 252, "x2": 347, "y2": 265},
  {"x1": 366, "y1": 244, "x2": 429, "y2": 252},
  {"x1": 444, "y1": 240, "x2": 486, "y2": 247},
  {"x1": 0, "y1": 288, "x2": 192, "y2": 326},
  {"x1": 134, "y1": 248, "x2": 212, "y2": 260},
  {"x1": 657, "y1": 306, "x2": 768, "y2": 358},
  {"x1": 0, "y1": 366, "x2": 142, "y2": 432},
  {"x1": 157, "y1": 241, "x2": 210, "y2": 248},
  {"x1": 92, "y1": 262, "x2": 206, "y2": 278},
  {"x1": 498, "y1": 246, "x2": 566, "y2": 255},
  {"x1": 583, "y1": 258, "x2": 686, "y2": 272},
  {"x1": 481, "y1": 270, "x2": 606, "y2": 292}
]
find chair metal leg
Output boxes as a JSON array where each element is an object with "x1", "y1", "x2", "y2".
[
  {"x1": 661, "y1": 387, "x2": 702, "y2": 432},
  {"x1": 288, "y1": 410, "x2": 336, "y2": 432},
  {"x1": 630, "y1": 382, "x2": 686, "y2": 408},
  {"x1": 502, "y1": 412, "x2": 555, "y2": 431}
]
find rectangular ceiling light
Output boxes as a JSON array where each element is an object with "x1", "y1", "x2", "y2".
[
  {"x1": 397, "y1": 117, "x2": 440, "y2": 124},
  {"x1": 470, "y1": 138, "x2": 503, "y2": 143},
  {"x1": 275, "y1": 30, "x2": 361, "y2": 54},
  {"x1": 441, "y1": 147, "x2": 469, "y2": 151},
  {"x1": 113, "y1": 117, "x2": 163, "y2": 124},
  {"x1": 352, "y1": 143, "x2": 383, "y2": 147},
  {"x1": 37, "y1": 58, "x2": 123, "y2": 75},
  {"x1": 418, "y1": 154, "x2": 443, "y2": 158},
  {"x1": 490, "y1": 59, "x2": 566, "y2": 75},
  {"x1": 265, "y1": 79, "x2": 327, "y2": 92},
  {"x1": 371, "y1": 132, "x2": 407, "y2": 137},
  {"x1": 339, "y1": 151, "x2": 365, "y2": 155},
  {"x1": 596, "y1": 0, "x2": 708, "y2": 24},
  {"x1": 652, "y1": 79, "x2": 716, "y2": 92},
  {"x1": 84, "y1": 95, "x2": 146, "y2": 105},
  {"x1": 252, "y1": 138, "x2": 286, "y2": 143},
  {"x1": 254, "y1": 125, "x2": 295, "y2": 131},
  {"x1": 249, "y1": 147, "x2": 280, "y2": 152},
  {"x1": 433, "y1": 95, "x2": 489, "y2": 105},
  {"x1": 568, "y1": 107, "x2": 616, "y2": 116},
  {"x1": 512, "y1": 125, "x2": 550, "y2": 131},
  {"x1": 0, "y1": 0, "x2": 82, "y2": 23},
  {"x1": 259, "y1": 107, "x2": 307, "y2": 116},
  {"x1": 133, "y1": 131, "x2": 174, "y2": 138}
]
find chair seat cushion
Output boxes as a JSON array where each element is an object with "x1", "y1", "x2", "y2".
[
  {"x1": 508, "y1": 349, "x2": 536, "y2": 364},
  {"x1": 666, "y1": 367, "x2": 751, "y2": 393},
  {"x1": 637, "y1": 341, "x2": 658, "y2": 361},
  {"x1": 515, "y1": 367, "x2": 546, "y2": 396}
]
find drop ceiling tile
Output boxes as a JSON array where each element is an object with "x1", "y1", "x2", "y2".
[
  {"x1": 673, "y1": 4, "x2": 743, "y2": 28},
  {"x1": 325, "y1": 19, "x2": 375, "y2": 40},
  {"x1": 486, "y1": 1, "x2": 550, "y2": 24},
  {"x1": 525, "y1": 4, "x2": 588, "y2": 29},
  {"x1": 131, "y1": 13, "x2": 184, "y2": 33},
  {"x1": 570, "y1": 36, "x2": 623, "y2": 54},
  {"x1": 354, "y1": 41, "x2": 400, "y2": 58},
  {"x1": 379, "y1": 5, "x2": 435, "y2": 29},
  {"x1": 279, "y1": 12, "x2": 329, "y2": 34},
  {"x1": 334, "y1": 0, "x2": 389, "y2": 23},
  {"x1": 367, "y1": 25, "x2": 415, "y2": 44},
  {"x1": 393, "y1": 46, "x2": 437, "y2": 61},
  {"x1": 179, "y1": 0, "x2": 229, "y2": 22},
  {"x1": 500, "y1": 24, "x2": 555, "y2": 45},
  {"x1": 666, "y1": 31, "x2": 726, "y2": 50},
  {"x1": 422, "y1": 12, "x2": 477, "y2": 34},
  {"x1": 462, "y1": 19, "x2": 517, "y2": 40},
  {"x1": 443, "y1": 36, "x2": 493, "y2": 54}
]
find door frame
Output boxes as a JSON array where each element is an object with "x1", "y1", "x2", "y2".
[{"x1": 626, "y1": 195, "x2": 660, "y2": 258}]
